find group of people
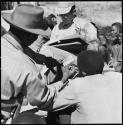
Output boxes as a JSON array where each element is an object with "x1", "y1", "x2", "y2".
[{"x1": 1, "y1": 2, "x2": 122, "y2": 124}]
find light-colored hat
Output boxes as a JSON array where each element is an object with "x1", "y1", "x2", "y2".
[
  {"x1": 1, "y1": 4, "x2": 51, "y2": 36},
  {"x1": 55, "y1": 2, "x2": 75, "y2": 15}
]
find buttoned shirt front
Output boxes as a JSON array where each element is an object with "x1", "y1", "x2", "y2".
[
  {"x1": 1, "y1": 32, "x2": 64, "y2": 113},
  {"x1": 52, "y1": 71, "x2": 122, "y2": 123}
]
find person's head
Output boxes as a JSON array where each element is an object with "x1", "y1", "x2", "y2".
[
  {"x1": 55, "y1": 2, "x2": 76, "y2": 24},
  {"x1": 11, "y1": 112, "x2": 45, "y2": 124},
  {"x1": 77, "y1": 50, "x2": 104, "y2": 76},
  {"x1": 2, "y1": 4, "x2": 51, "y2": 49},
  {"x1": 112, "y1": 22, "x2": 122, "y2": 35}
]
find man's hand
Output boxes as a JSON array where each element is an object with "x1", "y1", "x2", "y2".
[
  {"x1": 61, "y1": 65, "x2": 77, "y2": 83},
  {"x1": 44, "y1": 57, "x2": 61, "y2": 70}
]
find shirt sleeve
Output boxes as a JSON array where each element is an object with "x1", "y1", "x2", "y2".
[
  {"x1": 83, "y1": 23, "x2": 98, "y2": 43},
  {"x1": 24, "y1": 70, "x2": 64, "y2": 110},
  {"x1": 74, "y1": 17, "x2": 98, "y2": 44},
  {"x1": 50, "y1": 80, "x2": 79, "y2": 112}
]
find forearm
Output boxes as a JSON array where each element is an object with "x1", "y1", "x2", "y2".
[
  {"x1": 24, "y1": 47, "x2": 46, "y2": 64},
  {"x1": 26, "y1": 72, "x2": 65, "y2": 111},
  {"x1": 48, "y1": 80, "x2": 79, "y2": 112}
]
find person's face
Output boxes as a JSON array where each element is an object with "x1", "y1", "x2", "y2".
[
  {"x1": 112, "y1": 26, "x2": 119, "y2": 35},
  {"x1": 60, "y1": 12, "x2": 74, "y2": 24}
]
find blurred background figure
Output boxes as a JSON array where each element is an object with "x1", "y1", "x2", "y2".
[
  {"x1": 98, "y1": 34, "x2": 112, "y2": 64},
  {"x1": 108, "y1": 22, "x2": 122, "y2": 72},
  {"x1": 111, "y1": 22, "x2": 122, "y2": 39}
]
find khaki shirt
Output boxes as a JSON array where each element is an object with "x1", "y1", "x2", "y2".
[
  {"x1": 52, "y1": 72, "x2": 122, "y2": 123},
  {"x1": 1, "y1": 33, "x2": 63, "y2": 111}
]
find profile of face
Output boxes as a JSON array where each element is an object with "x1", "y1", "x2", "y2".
[{"x1": 112, "y1": 25, "x2": 119, "y2": 35}]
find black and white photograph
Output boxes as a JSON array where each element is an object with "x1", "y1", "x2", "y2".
[{"x1": 1, "y1": 1, "x2": 122, "y2": 124}]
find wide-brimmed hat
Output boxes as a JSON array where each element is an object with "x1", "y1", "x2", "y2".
[
  {"x1": 1, "y1": 4, "x2": 51, "y2": 36},
  {"x1": 55, "y1": 2, "x2": 75, "y2": 15}
]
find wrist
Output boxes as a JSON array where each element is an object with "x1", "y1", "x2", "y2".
[{"x1": 61, "y1": 77, "x2": 69, "y2": 84}]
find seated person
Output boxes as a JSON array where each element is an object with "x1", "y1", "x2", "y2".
[
  {"x1": 108, "y1": 22, "x2": 122, "y2": 72},
  {"x1": 37, "y1": 2, "x2": 99, "y2": 68},
  {"x1": 50, "y1": 2, "x2": 98, "y2": 50}
]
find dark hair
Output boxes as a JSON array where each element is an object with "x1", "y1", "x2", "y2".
[
  {"x1": 77, "y1": 50, "x2": 104, "y2": 75},
  {"x1": 112, "y1": 22, "x2": 122, "y2": 33}
]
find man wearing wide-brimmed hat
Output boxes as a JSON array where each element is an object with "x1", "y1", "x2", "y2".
[{"x1": 1, "y1": 4, "x2": 76, "y2": 123}]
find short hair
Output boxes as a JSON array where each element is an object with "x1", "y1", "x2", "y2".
[
  {"x1": 77, "y1": 50, "x2": 104, "y2": 75},
  {"x1": 112, "y1": 22, "x2": 122, "y2": 33}
]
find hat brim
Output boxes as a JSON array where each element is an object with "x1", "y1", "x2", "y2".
[
  {"x1": 1, "y1": 12, "x2": 51, "y2": 37},
  {"x1": 55, "y1": 6, "x2": 72, "y2": 15}
]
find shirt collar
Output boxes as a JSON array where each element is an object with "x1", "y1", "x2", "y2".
[{"x1": 3, "y1": 32, "x2": 23, "y2": 51}]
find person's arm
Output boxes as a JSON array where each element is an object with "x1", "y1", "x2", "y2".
[
  {"x1": 24, "y1": 47, "x2": 61, "y2": 70},
  {"x1": 49, "y1": 79, "x2": 79, "y2": 112},
  {"x1": 45, "y1": 66, "x2": 79, "y2": 111},
  {"x1": 24, "y1": 47, "x2": 46, "y2": 64},
  {"x1": 25, "y1": 71, "x2": 64, "y2": 110},
  {"x1": 24, "y1": 64, "x2": 76, "y2": 111},
  {"x1": 74, "y1": 18, "x2": 98, "y2": 44},
  {"x1": 83, "y1": 22, "x2": 98, "y2": 43}
]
